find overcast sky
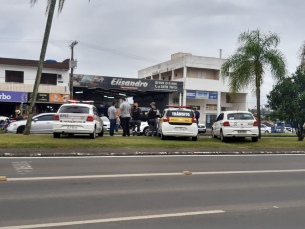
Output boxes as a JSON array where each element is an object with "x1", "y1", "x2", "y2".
[{"x1": 0, "y1": 0, "x2": 304, "y2": 105}]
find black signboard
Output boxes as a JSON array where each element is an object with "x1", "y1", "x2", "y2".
[
  {"x1": 28, "y1": 93, "x2": 49, "y2": 102},
  {"x1": 73, "y1": 75, "x2": 183, "y2": 93}
]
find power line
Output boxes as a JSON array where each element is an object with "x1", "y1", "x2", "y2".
[
  {"x1": 79, "y1": 42, "x2": 162, "y2": 63},
  {"x1": 0, "y1": 38, "x2": 163, "y2": 63}
]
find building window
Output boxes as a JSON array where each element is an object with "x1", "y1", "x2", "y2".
[
  {"x1": 5, "y1": 70, "x2": 24, "y2": 83},
  {"x1": 198, "y1": 72, "x2": 206, "y2": 79},
  {"x1": 40, "y1": 73, "x2": 57, "y2": 85}
]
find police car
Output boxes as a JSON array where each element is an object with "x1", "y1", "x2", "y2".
[
  {"x1": 158, "y1": 106, "x2": 198, "y2": 141},
  {"x1": 52, "y1": 100, "x2": 103, "y2": 139}
]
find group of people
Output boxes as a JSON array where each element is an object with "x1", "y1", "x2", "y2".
[{"x1": 107, "y1": 97, "x2": 159, "y2": 137}]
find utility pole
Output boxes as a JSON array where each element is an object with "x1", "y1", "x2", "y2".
[{"x1": 69, "y1": 41, "x2": 78, "y2": 99}]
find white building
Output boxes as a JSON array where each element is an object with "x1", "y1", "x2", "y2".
[
  {"x1": 0, "y1": 57, "x2": 70, "y2": 117},
  {"x1": 138, "y1": 52, "x2": 248, "y2": 128}
]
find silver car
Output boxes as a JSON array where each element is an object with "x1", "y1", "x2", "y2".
[
  {"x1": 7, "y1": 113, "x2": 56, "y2": 134},
  {"x1": 198, "y1": 123, "x2": 206, "y2": 133}
]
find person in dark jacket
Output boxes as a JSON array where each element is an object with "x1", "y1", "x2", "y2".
[
  {"x1": 130, "y1": 102, "x2": 142, "y2": 136},
  {"x1": 16, "y1": 110, "x2": 23, "y2": 121},
  {"x1": 147, "y1": 102, "x2": 158, "y2": 136}
]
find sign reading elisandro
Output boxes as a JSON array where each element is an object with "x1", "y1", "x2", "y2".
[{"x1": 73, "y1": 74, "x2": 183, "y2": 93}]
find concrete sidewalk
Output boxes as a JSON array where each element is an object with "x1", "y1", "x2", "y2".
[{"x1": 1, "y1": 147, "x2": 305, "y2": 157}]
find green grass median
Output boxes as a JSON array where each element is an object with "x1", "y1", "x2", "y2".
[{"x1": 0, "y1": 134, "x2": 304, "y2": 149}]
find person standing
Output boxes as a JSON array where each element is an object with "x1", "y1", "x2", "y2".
[
  {"x1": 147, "y1": 102, "x2": 157, "y2": 136},
  {"x1": 107, "y1": 102, "x2": 117, "y2": 136},
  {"x1": 193, "y1": 107, "x2": 200, "y2": 125},
  {"x1": 16, "y1": 110, "x2": 23, "y2": 121},
  {"x1": 117, "y1": 97, "x2": 131, "y2": 137},
  {"x1": 193, "y1": 107, "x2": 200, "y2": 137},
  {"x1": 130, "y1": 102, "x2": 142, "y2": 136}
]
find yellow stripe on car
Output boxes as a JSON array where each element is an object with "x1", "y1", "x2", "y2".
[{"x1": 169, "y1": 117, "x2": 192, "y2": 123}]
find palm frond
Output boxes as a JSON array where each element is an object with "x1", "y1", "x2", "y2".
[
  {"x1": 30, "y1": 0, "x2": 38, "y2": 7},
  {"x1": 58, "y1": 0, "x2": 65, "y2": 13},
  {"x1": 263, "y1": 49, "x2": 287, "y2": 81}
]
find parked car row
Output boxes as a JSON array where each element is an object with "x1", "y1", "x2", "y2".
[{"x1": 5, "y1": 102, "x2": 271, "y2": 143}]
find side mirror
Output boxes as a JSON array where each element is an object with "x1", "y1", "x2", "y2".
[{"x1": 33, "y1": 118, "x2": 38, "y2": 122}]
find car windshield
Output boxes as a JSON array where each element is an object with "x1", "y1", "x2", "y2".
[
  {"x1": 227, "y1": 113, "x2": 254, "y2": 120},
  {"x1": 101, "y1": 116, "x2": 109, "y2": 122},
  {"x1": 59, "y1": 106, "x2": 89, "y2": 114},
  {"x1": 167, "y1": 110, "x2": 194, "y2": 118}
]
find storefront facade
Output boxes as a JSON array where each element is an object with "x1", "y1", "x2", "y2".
[{"x1": 0, "y1": 57, "x2": 70, "y2": 117}]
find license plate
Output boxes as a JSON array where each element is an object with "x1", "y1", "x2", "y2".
[
  {"x1": 174, "y1": 127, "x2": 187, "y2": 131},
  {"x1": 238, "y1": 130, "x2": 246, "y2": 133},
  {"x1": 67, "y1": 126, "x2": 77, "y2": 129}
]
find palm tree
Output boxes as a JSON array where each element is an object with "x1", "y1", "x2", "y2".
[
  {"x1": 221, "y1": 30, "x2": 286, "y2": 138},
  {"x1": 24, "y1": 0, "x2": 64, "y2": 135}
]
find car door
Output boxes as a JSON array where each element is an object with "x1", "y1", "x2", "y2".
[
  {"x1": 214, "y1": 113, "x2": 223, "y2": 136},
  {"x1": 31, "y1": 114, "x2": 54, "y2": 134},
  {"x1": 93, "y1": 107, "x2": 102, "y2": 133}
]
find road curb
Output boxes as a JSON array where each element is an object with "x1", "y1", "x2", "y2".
[{"x1": 1, "y1": 149, "x2": 305, "y2": 157}]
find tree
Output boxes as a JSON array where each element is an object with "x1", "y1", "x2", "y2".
[
  {"x1": 267, "y1": 68, "x2": 305, "y2": 141},
  {"x1": 221, "y1": 29, "x2": 286, "y2": 138},
  {"x1": 299, "y1": 41, "x2": 305, "y2": 70},
  {"x1": 24, "y1": 0, "x2": 89, "y2": 135},
  {"x1": 24, "y1": 0, "x2": 61, "y2": 135}
]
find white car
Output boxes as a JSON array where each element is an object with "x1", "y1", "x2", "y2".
[
  {"x1": 53, "y1": 101, "x2": 103, "y2": 139},
  {"x1": 261, "y1": 124, "x2": 271, "y2": 134},
  {"x1": 101, "y1": 116, "x2": 110, "y2": 131},
  {"x1": 140, "y1": 121, "x2": 149, "y2": 135},
  {"x1": 7, "y1": 113, "x2": 56, "y2": 134},
  {"x1": 158, "y1": 107, "x2": 198, "y2": 141},
  {"x1": 276, "y1": 126, "x2": 293, "y2": 133},
  {"x1": 212, "y1": 111, "x2": 259, "y2": 142}
]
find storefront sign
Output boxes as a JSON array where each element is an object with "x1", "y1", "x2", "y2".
[
  {"x1": 206, "y1": 104, "x2": 217, "y2": 111},
  {"x1": 73, "y1": 75, "x2": 183, "y2": 93},
  {"x1": 186, "y1": 90, "x2": 196, "y2": 98},
  {"x1": 28, "y1": 93, "x2": 49, "y2": 102},
  {"x1": 209, "y1": 93, "x2": 218, "y2": 99},
  {"x1": 196, "y1": 91, "x2": 209, "y2": 99},
  {"x1": 0, "y1": 91, "x2": 27, "y2": 102},
  {"x1": 49, "y1": 94, "x2": 70, "y2": 103}
]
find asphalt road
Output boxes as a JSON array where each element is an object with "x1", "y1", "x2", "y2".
[{"x1": 1, "y1": 155, "x2": 305, "y2": 228}]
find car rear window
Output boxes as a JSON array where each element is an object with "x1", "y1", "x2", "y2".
[
  {"x1": 167, "y1": 110, "x2": 194, "y2": 118},
  {"x1": 59, "y1": 106, "x2": 89, "y2": 114},
  {"x1": 227, "y1": 113, "x2": 254, "y2": 120}
]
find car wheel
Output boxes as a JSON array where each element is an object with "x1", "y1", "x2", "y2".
[
  {"x1": 212, "y1": 129, "x2": 217, "y2": 138},
  {"x1": 265, "y1": 130, "x2": 269, "y2": 134},
  {"x1": 161, "y1": 132, "x2": 167, "y2": 140},
  {"x1": 143, "y1": 127, "x2": 149, "y2": 136},
  {"x1": 17, "y1": 126, "x2": 25, "y2": 134},
  {"x1": 98, "y1": 128, "x2": 104, "y2": 137},
  {"x1": 90, "y1": 127, "x2": 96, "y2": 139},
  {"x1": 53, "y1": 133, "x2": 60, "y2": 138},
  {"x1": 192, "y1": 136, "x2": 198, "y2": 141},
  {"x1": 252, "y1": 137, "x2": 258, "y2": 142},
  {"x1": 220, "y1": 130, "x2": 226, "y2": 142}
]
